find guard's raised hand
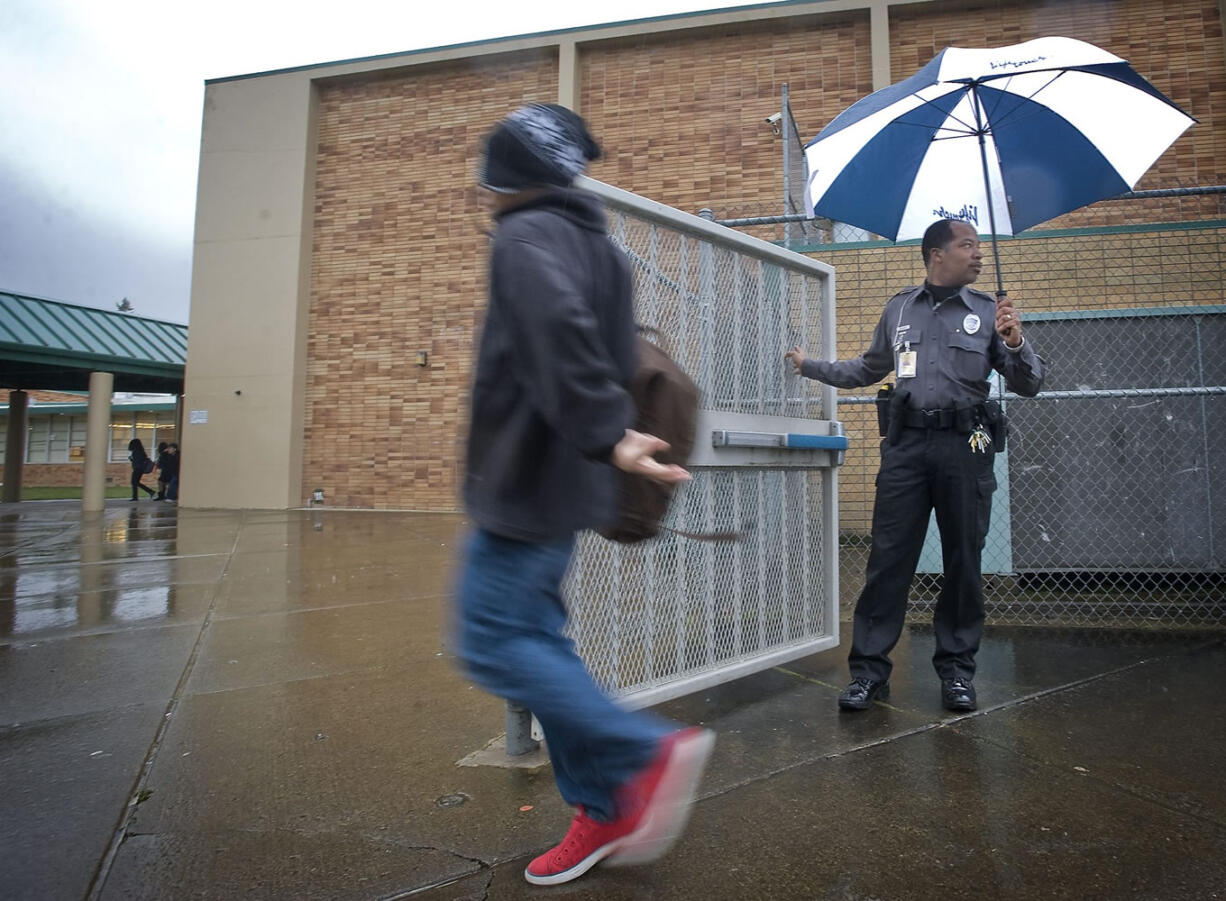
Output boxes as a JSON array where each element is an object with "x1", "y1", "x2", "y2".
[{"x1": 995, "y1": 293, "x2": 1023, "y2": 347}]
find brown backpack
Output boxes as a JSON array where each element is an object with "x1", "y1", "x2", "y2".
[{"x1": 598, "y1": 334, "x2": 700, "y2": 543}]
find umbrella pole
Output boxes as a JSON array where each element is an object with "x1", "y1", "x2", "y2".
[
  {"x1": 971, "y1": 84, "x2": 1006, "y2": 297},
  {"x1": 971, "y1": 84, "x2": 1008, "y2": 404}
]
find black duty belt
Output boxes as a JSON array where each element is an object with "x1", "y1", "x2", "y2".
[{"x1": 902, "y1": 408, "x2": 956, "y2": 430}]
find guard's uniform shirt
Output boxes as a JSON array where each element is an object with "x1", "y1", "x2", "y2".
[{"x1": 800, "y1": 283, "x2": 1044, "y2": 407}]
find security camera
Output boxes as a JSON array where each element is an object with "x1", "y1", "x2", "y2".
[{"x1": 765, "y1": 113, "x2": 782, "y2": 125}]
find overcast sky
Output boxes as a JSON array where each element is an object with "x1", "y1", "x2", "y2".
[{"x1": 0, "y1": 0, "x2": 746, "y2": 324}]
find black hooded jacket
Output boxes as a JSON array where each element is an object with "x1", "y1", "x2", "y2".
[{"x1": 463, "y1": 187, "x2": 637, "y2": 542}]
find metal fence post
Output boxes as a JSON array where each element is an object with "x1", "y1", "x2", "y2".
[
  {"x1": 505, "y1": 702, "x2": 538, "y2": 757},
  {"x1": 782, "y1": 83, "x2": 792, "y2": 249}
]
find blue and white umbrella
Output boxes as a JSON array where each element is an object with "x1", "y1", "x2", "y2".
[{"x1": 804, "y1": 36, "x2": 1194, "y2": 289}]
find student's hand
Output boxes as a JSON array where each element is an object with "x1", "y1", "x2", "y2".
[
  {"x1": 784, "y1": 346, "x2": 806, "y2": 374},
  {"x1": 612, "y1": 430, "x2": 691, "y2": 484},
  {"x1": 995, "y1": 293, "x2": 1023, "y2": 347}
]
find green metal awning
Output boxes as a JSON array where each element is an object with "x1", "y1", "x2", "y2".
[
  {"x1": 0, "y1": 401, "x2": 178, "y2": 417},
  {"x1": 0, "y1": 292, "x2": 186, "y2": 393}
]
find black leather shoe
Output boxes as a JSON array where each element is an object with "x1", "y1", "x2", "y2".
[
  {"x1": 941, "y1": 678, "x2": 977, "y2": 712},
  {"x1": 838, "y1": 678, "x2": 890, "y2": 711}
]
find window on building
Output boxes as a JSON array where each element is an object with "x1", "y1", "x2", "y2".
[
  {"x1": 110, "y1": 417, "x2": 133, "y2": 462},
  {"x1": 48, "y1": 414, "x2": 70, "y2": 462},
  {"x1": 133, "y1": 415, "x2": 156, "y2": 460},
  {"x1": 69, "y1": 416, "x2": 87, "y2": 461},
  {"x1": 3, "y1": 409, "x2": 175, "y2": 464},
  {"x1": 27, "y1": 418, "x2": 50, "y2": 463},
  {"x1": 153, "y1": 410, "x2": 177, "y2": 449}
]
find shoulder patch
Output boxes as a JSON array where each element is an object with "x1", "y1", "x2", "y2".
[{"x1": 886, "y1": 285, "x2": 924, "y2": 309}]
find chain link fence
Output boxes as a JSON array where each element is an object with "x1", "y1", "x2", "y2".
[
  {"x1": 564, "y1": 178, "x2": 841, "y2": 706},
  {"x1": 809, "y1": 205, "x2": 1226, "y2": 630},
  {"x1": 837, "y1": 312, "x2": 1225, "y2": 629}
]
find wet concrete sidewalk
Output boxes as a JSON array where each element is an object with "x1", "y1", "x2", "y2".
[{"x1": 1, "y1": 502, "x2": 1223, "y2": 900}]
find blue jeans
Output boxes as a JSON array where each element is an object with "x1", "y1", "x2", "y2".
[{"x1": 455, "y1": 528, "x2": 672, "y2": 821}]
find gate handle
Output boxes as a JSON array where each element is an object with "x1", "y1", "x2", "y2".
[{"x1": 711, "y1": 430, "x2": 848, "y2": 451}]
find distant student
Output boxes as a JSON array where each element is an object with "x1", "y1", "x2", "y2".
[
  {"x1": 164, "y1": 443, "x2": 180, "y2": 503},
  {"x1": 155, "y1": 441, "x2": 171, "y2": 500},
  {"x1": 127, "y1": 439, "x2": 157, "y2": 501}
]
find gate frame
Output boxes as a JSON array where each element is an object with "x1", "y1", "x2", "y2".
[{"x1": 578, "y1": 176, "x2": 843, "y2": 709}]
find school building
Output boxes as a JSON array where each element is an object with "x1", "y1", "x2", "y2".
[
  {"x1": 0, "y1": 391, "x2": 178, "y2": 489},
  {"x1": 181, "y1": 0, "x2": 1226, "y2": 518},
  {"x1": 0, "y1": 291, "x2": 185, "y2": 502}
]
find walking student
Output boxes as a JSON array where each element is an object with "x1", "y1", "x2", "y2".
[
  {"x1": 163, "y1": 443, "x2": 180, "y2": 503},
  {"x1": 454, "y1": 103, "x2": 715, "y2": 887},
  {"x1": 127, "y1": 438, "x2": 157, "y2": 501},
  {"x1": 786, "y1": 218, "x2": 1044, "y2": 712}
]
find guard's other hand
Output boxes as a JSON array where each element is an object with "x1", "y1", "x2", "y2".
[
  {"x1": 784, "y1": 345, "x2": 806, "y2": 374},
  {"x1": 995, "y1": 293, "x2": 1023, "y2": 347},
  {"x1": 612, "y1": 429, "x2": 691, "y2": 484}
]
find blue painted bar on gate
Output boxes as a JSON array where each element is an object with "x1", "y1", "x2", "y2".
[
  {"x1": 712, "y1": 430, "x2": 849, "y2": 451},
  {"x1": 785, "y1": 434, "x2": 849, "y2": 451}
]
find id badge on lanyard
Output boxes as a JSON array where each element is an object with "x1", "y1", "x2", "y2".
[{"x1": 897, "y1": 341, "x2": 917, "y2": 379}]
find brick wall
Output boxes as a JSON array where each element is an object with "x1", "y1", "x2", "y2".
[
  {"x1": 18, "y1": 464, "x2": 133, "y2": 488},
  {"x1": 306, "y1": 50, "x2": 559, "y2": 509},
  {"x1": 580, "y1": 11, "x2": 873, "y2": 218}
]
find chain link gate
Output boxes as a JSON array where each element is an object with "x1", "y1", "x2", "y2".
[{"x1": 561, "y1": 177, "x2": 844, "y2": 712}]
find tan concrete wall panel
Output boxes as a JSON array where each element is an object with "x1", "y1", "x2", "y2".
[{"x1": 184, "y1": 73, "x2": 316, "y2": 510}]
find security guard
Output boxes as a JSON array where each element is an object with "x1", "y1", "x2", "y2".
[{"x1": 786, "y1": 219, "x2": 1044, "y2": 712}]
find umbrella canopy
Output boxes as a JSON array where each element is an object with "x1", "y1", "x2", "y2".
[{"x1": 804, "y1": 36, "x2": 1195, "y2": 246}]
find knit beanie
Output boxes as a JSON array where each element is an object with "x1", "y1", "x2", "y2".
[{"x1": 477, "y1": 103, "x2": 601, "y2": 193}]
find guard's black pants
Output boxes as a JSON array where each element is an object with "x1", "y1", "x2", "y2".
[{"x1": 850, "y1": 425, "x2": 996, "y2": 683}]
